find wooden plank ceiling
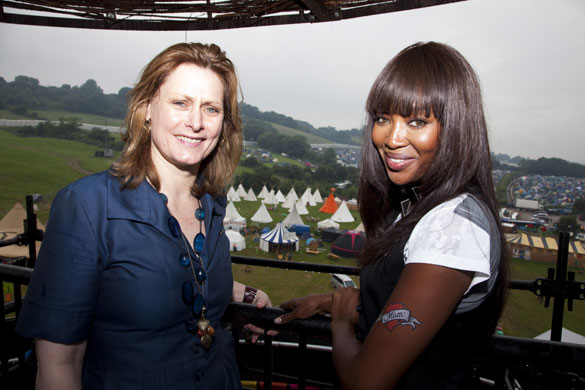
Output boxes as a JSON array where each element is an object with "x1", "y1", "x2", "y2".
[{"x1": 0, "y1": 0, "x2": 466, "y2": 30}]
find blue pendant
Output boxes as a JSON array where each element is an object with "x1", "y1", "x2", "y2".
[
  {"x1": 168, "y1": 216, "x2": 181, "y2": 238},
  {"x1": 194, "y1": 232, "x2": 205, "y2": 254},
  {"x1": 182, "y1": 281, "x2": 194, "y2": 305},
  {"x1": 179, "y1": 253, "x2": 190, "y2": 268},
  {"x1": 195, "y1": 268, "x2": 206, "y2": 283},
  {"x1": 195, "y1": 207, "x2": 205, "y2": 221},
  {"x1": 159, "y1": 193, "x2": 168, "y2": 204},
  {"x1": 192, "y1": 294, "x2": 204, "y2": 317}
]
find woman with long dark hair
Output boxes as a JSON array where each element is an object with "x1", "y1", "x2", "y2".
[{"x1": 276, "y1": 42, "x2": 508, "y2": 388}]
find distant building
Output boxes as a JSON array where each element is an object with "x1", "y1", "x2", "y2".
[{"x1": 515, "y1": 199, "x2": 540, "y2": 210}]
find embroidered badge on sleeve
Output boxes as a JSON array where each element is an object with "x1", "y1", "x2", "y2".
[{"x1": 378, "y1": 303, "x2": 421, "y2": 332}]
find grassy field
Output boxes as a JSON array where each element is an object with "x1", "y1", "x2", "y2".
[
  {"x1": 1, "y1": 130, "x2": 584, "y2": 340},
  {"x1": 0, "y1": 129, "x2": 118, "y2": 221}
]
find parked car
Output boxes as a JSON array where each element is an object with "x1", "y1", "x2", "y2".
[{"x1": 331, "y1": 273, "x2": 357, "y2": 289}]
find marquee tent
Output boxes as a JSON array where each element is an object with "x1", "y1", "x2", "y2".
[
  {"x1": 331, "y1": 231, "x2": 365, "y2": 258},
  {"x1": 260, "y1": 222, "x2": 299, "y2": 253},
  {"x1": 224, "y1": 201, "x2": 246, "y2": 232},
  {"x1": 251, "y1": 202, "x2": 273, "y2": 223},
  {"x1": 317, "y1": 218, "x2": 340, "y2": 230},
  {"x1": 321, "y1": 227, "x2": 345, "y2": 243},
  {"x1": 320, "y1": 189, "x2": 338, "y2": 214},
  {"x1": 225, "y1": 229, "x2": 246, "y2": 251},
  {"x1": 331, "y1": 201, "x2": 355, "y2": 223}
]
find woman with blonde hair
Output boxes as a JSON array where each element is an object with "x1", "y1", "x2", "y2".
[{"x1": 17, "y1": 42, "x2": 270, "y2": 389}]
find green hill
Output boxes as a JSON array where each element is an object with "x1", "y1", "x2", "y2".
[
  {"x1": 270, "y1": 123, "x2": 332, "y2": 144},
  {"x1": 0, "y1": 129, "x2": 117, "y2": 222}
]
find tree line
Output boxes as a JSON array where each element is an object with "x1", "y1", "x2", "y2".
[
  {"x1": 0, "y1": 76, "x2": 128, "y2": 119},
  {"x1": 493, "y1": 153, "x2": 585, "y2": 178}
]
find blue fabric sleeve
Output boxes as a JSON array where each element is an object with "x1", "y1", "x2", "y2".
[{"x1": 16, "y1": 187, "x2": 102, "y2": 344}]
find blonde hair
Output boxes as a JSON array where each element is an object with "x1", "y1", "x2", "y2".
[{"x1": 111, "y1": 42, "x2": 243, "y2": 197}]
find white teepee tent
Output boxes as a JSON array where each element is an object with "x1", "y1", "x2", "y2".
[
  {"x1": 331, "y1": 201, "x2": 355, "y2": 223},
  {"x1": 244, "y1": 188, "x2": 257, "y2": 201},
  {"x1": 285, "y1": 187, "x2": 299, "y2": 203},
  {"x1": 263, "y1": 189, "x2": 278, "y2": 205},
  {"x1": 282, "y1": 204, "x2": 304, "y2": 228},
  {"x1": 251, "y1": 202, "x2": 273, "y2": 223},
  {"x1": 236, "y1": 183, "x2": 247, "y2": 197},
  {"x1": 291, "y1": 199, "x2": 309, "y2": 215},
  {"x1": 258, "y1": 185, "x2": 269, "y2": 199},
  {"x1": 275, "y1": 190, "x2": 286, "y2": 203},
  {"x1": 224, "y1": 201, "x2": 247, "y2": 231},
  {"x1": 281, "y1": 196, "x2": 296, "y2": 209},
  {"x1": 313, "y1": 189, "x2": 323, "y2": 203},
  {"x1": 227, "y1": 191, "x2": 241, "y2": 202},
  {"x1": 301, "y1": 188, "x2": 317, "y2": 206}
]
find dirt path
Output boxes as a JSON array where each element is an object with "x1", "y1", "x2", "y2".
[{"x1": 62, "y1": 156, "x2": 93, "y2": 176}]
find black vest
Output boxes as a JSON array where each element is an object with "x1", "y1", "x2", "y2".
[{"x1": 357, "y1": 236, "x2": 494, "y2": 389}]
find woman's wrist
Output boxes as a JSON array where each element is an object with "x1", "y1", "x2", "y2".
[{"x1": 243, "y1": 285, "x2": 258, "y2": 304}]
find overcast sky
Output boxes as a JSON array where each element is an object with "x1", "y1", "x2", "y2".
[{"x1": 1, "y1": 0, "x2": 584, "y2": 164}]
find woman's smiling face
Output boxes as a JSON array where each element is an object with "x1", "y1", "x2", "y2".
[
  {"x1": 371, "y1": 113, "x2": 440, "y2": 187},
  {"x1": 147, "y1": 63, "x2": 225, "y2": 174}
]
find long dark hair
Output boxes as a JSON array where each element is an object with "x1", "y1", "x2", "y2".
[{"x1": 359, "y1": 42, "x2": 508, "y2": 329}]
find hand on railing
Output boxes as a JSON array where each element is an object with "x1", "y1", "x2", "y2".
[
  {"x1": 275, "y1": 293, "x2": 333, "y2": 325},
  {"x1": 242, "y1": 287, "x2": 279, "y2": 343}
]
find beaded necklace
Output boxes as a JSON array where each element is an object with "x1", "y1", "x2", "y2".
[{"x1": 160, "y1": 193, "x2": 214, "y2": 350}]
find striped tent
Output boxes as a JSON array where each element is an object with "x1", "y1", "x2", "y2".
[
  {"x1": 506, "y1": 233, "x2": 585, "y2": 255},
  {"x1": 506, "y1": 233, "x2": 585, "y2": 267},
  {"x1": 260, "y1": 222, "x2": 299, "y2": 253}
]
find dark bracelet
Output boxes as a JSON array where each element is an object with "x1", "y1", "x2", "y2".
[{"x1": 243, "y1": 286, "x2": 258, "y2": 304}]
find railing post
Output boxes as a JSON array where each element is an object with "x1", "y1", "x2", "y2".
[
  {"x1": 298, "y1": 334, "x2": 307, "y2": 390},
  {"x1": 263, "y1": 333, "x2": 273, "y2": 390},
  {"x1": 25, "y1": 195, "x2": 38, "y2": 268},
  {"x1": 551, "y1": 231, "x2": 569, "y2": 342}
]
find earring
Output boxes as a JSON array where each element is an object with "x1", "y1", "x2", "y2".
[{"x1": 144, "y1": 119, "x2": 151, "y2": 134}]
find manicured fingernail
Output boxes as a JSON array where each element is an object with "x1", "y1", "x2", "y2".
[{"x1": 274, "y1": 317, "x2": 282, "y2": 324}]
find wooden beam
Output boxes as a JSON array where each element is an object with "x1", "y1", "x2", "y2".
[{"x1": 297, "y1": 0, "x2": 329, "y2": 21}]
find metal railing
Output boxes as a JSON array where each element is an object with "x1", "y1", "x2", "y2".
[{"x1": 1, "y1": 197, "x2": 585, "y2": 389}]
